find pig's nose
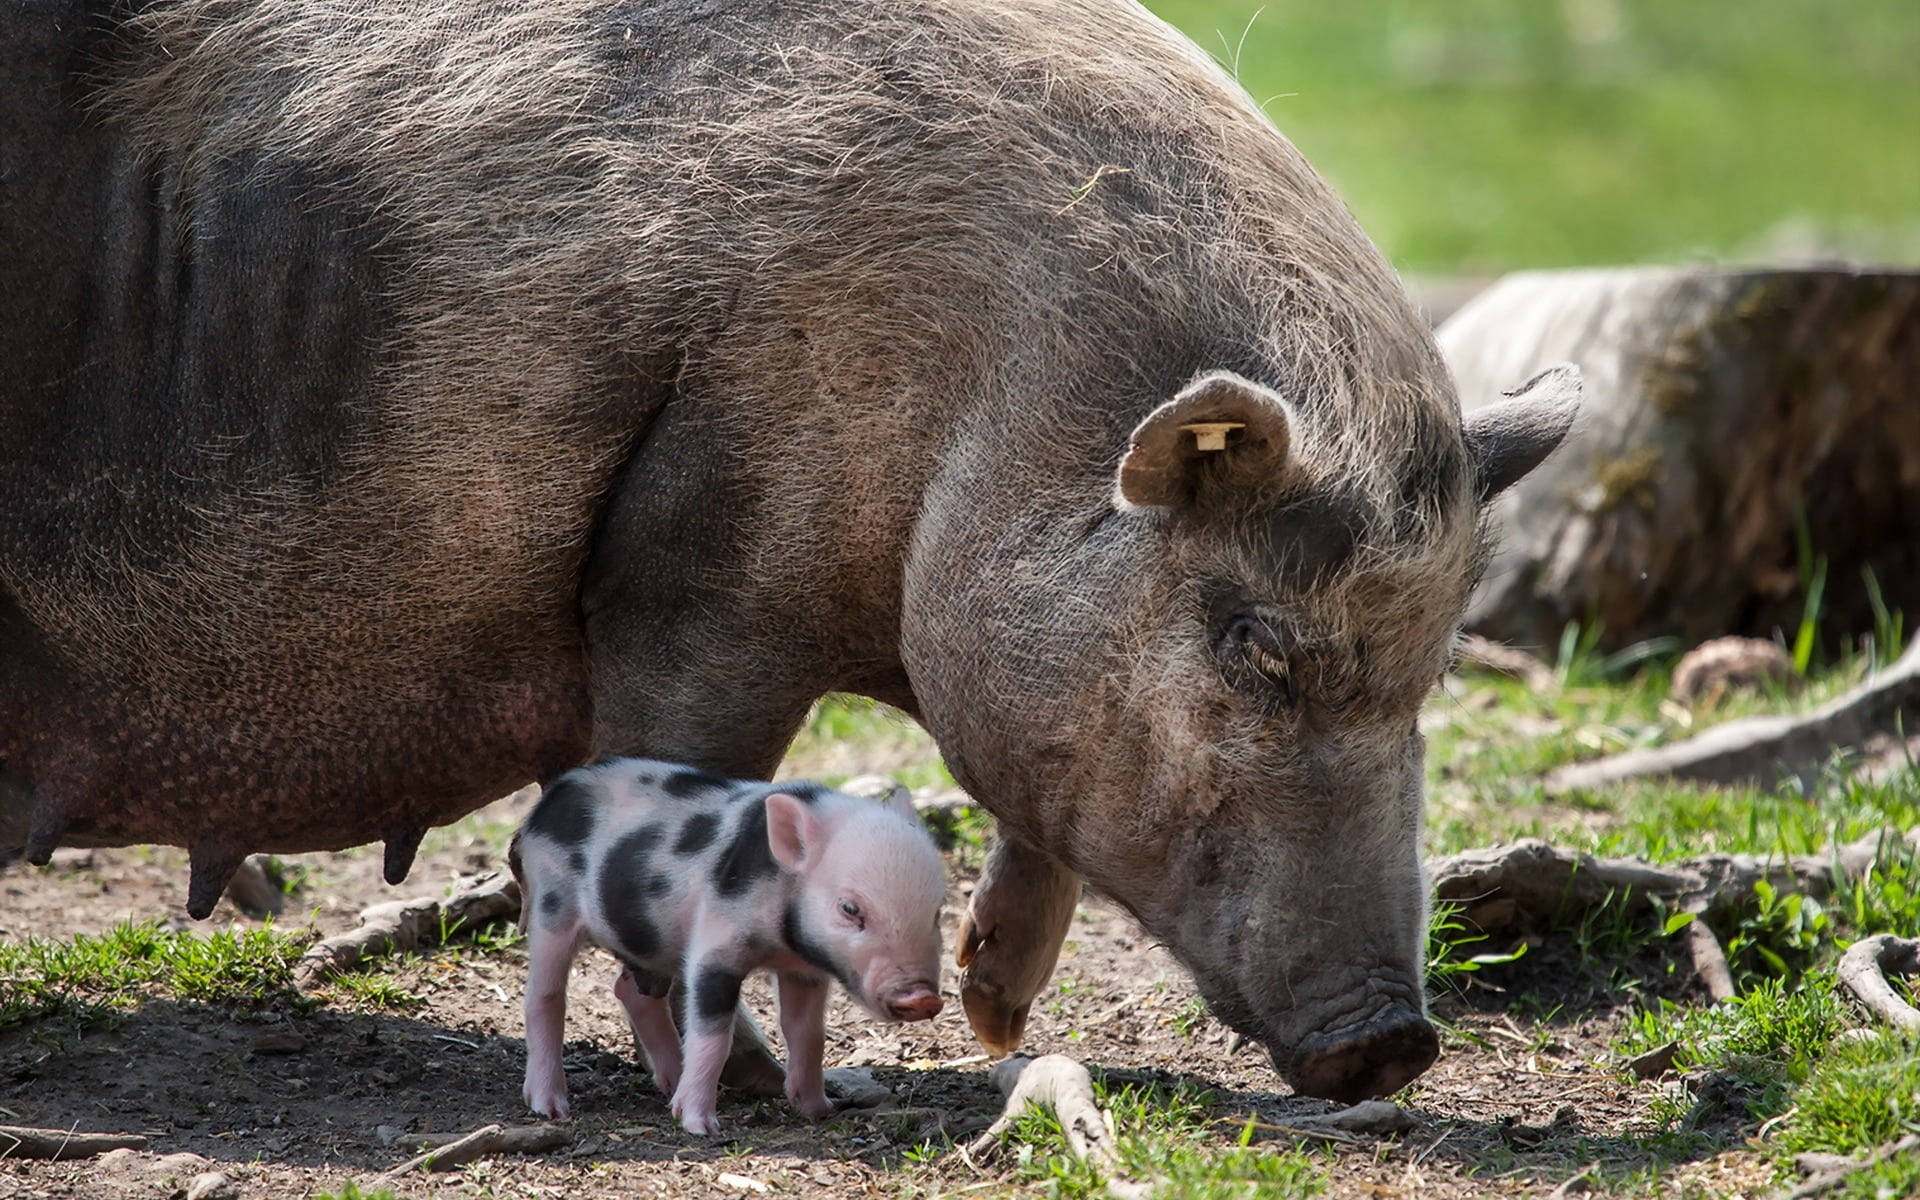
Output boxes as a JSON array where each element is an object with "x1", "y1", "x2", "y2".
[
  {"x1": 884, "y1": 986, "x2": 943, "y2": 1021},
  {"x1": 1284, "y1": 1004, "x2": 1438, "y2": 1103}
]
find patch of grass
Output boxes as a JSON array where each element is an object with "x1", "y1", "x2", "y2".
[
  {"x1": 782, "y1": 695, "x2": 955, "y2": 793},
  {"x1": 1774, "y1": 1031, "x2": 1920, "y2": 1195},
  {"x1": 1149, "y1": 1, "x2": 1920, "y2": 271},
  {"x1": 995, "y1": 1077, "x2": 1328, "y2": 1199},
  {"x1": 325, "y1": 971, "x2": 424, "y2": 1011},
  {"x1": 314, "y1": 1185, "x2": 399, "y2": 1200},
  {"x1": 1618, "y1": 975, "x2": 1851, "y2": 1122},
  {"x1": 0, "y1": 920, "x2": 314, "y2": 1031}
]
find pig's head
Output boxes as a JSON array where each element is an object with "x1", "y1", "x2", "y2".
[
  {"x1": 766, "y1": 789, "x2": 947, "y2": 1022},
  {"x1": 902, "y1": 356, "x2": 1580, "y2": 1103}
]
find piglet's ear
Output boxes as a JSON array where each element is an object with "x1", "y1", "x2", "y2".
[
  {"x1": 1115, "y1": 370, "x2": 1294, "y2": 510},
  {"x1": 765, "y1": 792, "x2": 815, "y2": 872},
  {"x1": 880, "y1": 783, "x2": 916, "y2": 821}
]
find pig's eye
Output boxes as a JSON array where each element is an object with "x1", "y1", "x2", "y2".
[
  {"x1": 840, "y1": 899, "x2": 864, "y2": 928},
  {"x1": 1221, "y1": 615, "x2": 1298, "y2": 706}
]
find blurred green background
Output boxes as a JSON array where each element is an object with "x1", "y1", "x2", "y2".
[{"x1": 1144, "y1": 0, "x2": 1920, "y2": 272}]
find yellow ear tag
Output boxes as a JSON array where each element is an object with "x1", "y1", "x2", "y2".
[{"x1": 1179, "y1": 422, "x2": 1245, "y2": 452}]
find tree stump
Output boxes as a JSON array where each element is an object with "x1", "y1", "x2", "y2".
[{"x1": 1439, "y1": 267, "x2": 1920, "y2": 652}]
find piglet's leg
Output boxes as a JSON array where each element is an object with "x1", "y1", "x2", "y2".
[
  {"x1": 670, "y1": 964, "x2": 742, "y2": 1136},
  {"x1": 522, "y1": 921, "x2": 583, "y2": 1118},
  {"x1": 613, "y1": 966, "x2": 683, "y2": 1097},
  {"x1": 774, "y1": 971, "x2": 832, "y2": 1119}
]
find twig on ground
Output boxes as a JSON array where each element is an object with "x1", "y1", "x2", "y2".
[
  {"x1": 1683, "y1": 908, "x2": 1737, "y2": 1002},
  {"x1": 380, "y1": 1122, "x2": 569, "y2": 1176},
  {"x1": 295, "y1": 871, "x2": 520, "y2": 988},
  {"x1": 1785, "y1": 1134, "x2": 1920, "y2": 1199},
  {"x1": 0, "y1": 1125, "x2": 148, "y2": 1160},
  {"x1": 966, "y1": 1055, "x2": 1151, "y2": 1200},
  {"x1": 1835, "y1": 934, "x2": 1920, "y2": 1032},
  {"x1": 1238, "y1": 1100, "x2": 1414, "y2": 1146},
  {"x1": 1457, "y1": 634, "x2": 1556, "y2": 690},
  {"x1": 1547, "y1": 638, "x2": 1920, "y2": 793}
]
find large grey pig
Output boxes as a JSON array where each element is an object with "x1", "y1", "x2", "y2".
[{"x1": 0, "y1": 0, "x2": 1578, "y2": 1101}]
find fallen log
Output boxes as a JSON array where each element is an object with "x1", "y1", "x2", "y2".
[
  {"x1": 1547, "y1": 640, "x2": 1920, "y2": 793},
  {"x1": 0, "y1": 1125, "x2": 148, "y2": 1160},
  {"x1": 1835, "y1": 934, "x2": 1920, "y2": 1032},
  {"x1": 1441, "y1": 267, "x2": 1920, "y2": 653}
]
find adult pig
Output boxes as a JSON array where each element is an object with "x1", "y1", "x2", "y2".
[{"x1": 0, "y1": 0, "x2": 1578, "y2": 1101}]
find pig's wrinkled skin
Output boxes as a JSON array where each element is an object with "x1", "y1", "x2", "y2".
[
  {"x1": 2, "y1": 0, "x2": 1580, "y2": 1100},
  {"x1": 512, "y1": 760, "x2": 946, "y2": 1133}
]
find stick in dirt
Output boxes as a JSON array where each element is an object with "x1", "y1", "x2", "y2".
[
  {"x1": 379, "y1": 1122, "x2": 569, "y2": 1176},
  {"x1": 1835, "y1": 934, "x2": 1920, "y2": 1033},
  {"x1": 0, "y1": 1125, "x2": 148, "y2": 1160}
]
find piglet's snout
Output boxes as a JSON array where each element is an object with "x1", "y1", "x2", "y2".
[{"x1": 881, "y1": 984, "x2": 943, "y2": 1021}]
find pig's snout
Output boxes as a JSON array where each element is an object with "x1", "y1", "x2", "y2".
[
  {"x1": 881, "y1": 984, "x2": 943, "y2": 1022},
  {"x1": 1282, "y1": 1004, "x2": 1438, "y2": 1103}
]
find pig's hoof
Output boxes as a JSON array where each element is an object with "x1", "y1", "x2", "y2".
[
  {"x1": 523, "y1": 1083, "x2": 570, "y2": 1119},
  {"x1": 787, "y1": 1086, "x2": 834, "y2": 1121},
  {"x1": 673, "y1": 1104, "x2": 722, "y2": 1136}
]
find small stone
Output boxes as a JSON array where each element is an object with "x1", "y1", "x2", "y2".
[
  {"x1": 249, "y1": 1031, "x2": 306, "y2": 1056},
  {"x1": 1670, "y1": 637, "x2": 1792, "y2": 705},
  {"x1": 186, "y1": 1170, "x2": 240, "y2": 1200},
  {"x1": 1625, "y1": 1040, "x2": 1678, "y2": 1080},
  {"x1": 822, "y1": 1067, "x2": 892, "y2": 1109},
  {"x1": 375, "y1": 1124, "x2": 406, "y2": 1147}
]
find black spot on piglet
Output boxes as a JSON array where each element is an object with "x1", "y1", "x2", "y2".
[
  {"x1": 691, "y1": 965, "x2": 743, "y2": 1025},
  {"x1": 601, "y1": 825, "x2": 666, "y2": 961},
  {"x1": 661, "y1": 768, "x2": 730, "y2": 799},
  {"x1": 674, "y1": 812, "x2": 720, "y2": 854},
  {"x1": 528, "y1": 774, "x2": 598, "y2": 848},
  {"x1": 712, "y1": 800, "x2": 778, "y2": 897}
]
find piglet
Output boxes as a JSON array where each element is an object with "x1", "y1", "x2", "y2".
[{"x1": 510, "y1": 758, "x2": 948, "y2": 1134}]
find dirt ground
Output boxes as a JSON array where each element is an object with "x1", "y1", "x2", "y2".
[{"x1": 0, "y1": 789, "x2": 1760, "y2": 1200}]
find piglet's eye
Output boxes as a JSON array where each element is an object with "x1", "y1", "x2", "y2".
[{"x1": 840, "y1": 900, "x2": 862, "y2": 921}]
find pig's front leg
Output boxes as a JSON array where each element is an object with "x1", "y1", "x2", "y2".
[
  {"x1": 522, "y1": 920, "x2": 584, "y2": 1118},
  {"x1": 670, "y1": 963, "x2": 743, "y2": 1135},
  {"x1": 774, "y1": 971, "x2": 832, "y2": 1120},
  {"x1": 956, "y1": 830, "x2": 1081, "y2": 1056},
  {"x1": 612, "y1": 966, "x2": 682, "y2": 1097}
]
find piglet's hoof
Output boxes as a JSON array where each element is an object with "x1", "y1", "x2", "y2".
[{"x1": 671, "y1": 1097, "x2": 722, "y2": 1137}]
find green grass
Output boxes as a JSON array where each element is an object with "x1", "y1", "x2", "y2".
[
  {"x1": 980, "y1": 1077, "x2": 1329, "y2": 1199},
  {"x1": 0, "y1": 920, "x2": 314, "y2": 1031},
  {"x1": 1147, "y1": 0, "x2": 1920, "y2": 271}
]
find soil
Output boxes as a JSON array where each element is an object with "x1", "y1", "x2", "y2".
[{"x1": 0, "y1": 788, "x2": 1764, "y2": 1199}]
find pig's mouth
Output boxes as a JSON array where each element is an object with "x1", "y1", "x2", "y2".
[
  {"x1": 1199, "y1": 973, "x2": 1438, "y2": 1102},
  {"x1": 1271, "y1": 1003, "x2": 1438, "y2": 1102}
]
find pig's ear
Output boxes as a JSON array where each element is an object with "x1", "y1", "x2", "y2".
[
  {"x1": 1115, "y1": 370, "x2": 1294, "y2": 510},
  {"x1": 880, "y1": 783, "x2": 916, "y2": 821},
  {"x1": 1463, "y1": 363, "x2": 1582, "y2": 503},
  {"x1": 765, "y1": 792, "x2": 817, "y2": 871}
]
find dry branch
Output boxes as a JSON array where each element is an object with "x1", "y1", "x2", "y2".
[
  {"x1": 968, "y1": 1055, "x2": 1150, "y2": 1200},
  {"x1": 0, "y1": 1125, "x2": 148, "y2": 1160},
  {"x1": 1785, "y1": 1134, "x2": 1920, "y2": 1199},
  {"x1": 1456, "y1": 634, "x2": 1555, "y2": 690},
  {"x1": 1835, "y1": 934, "x2": 1920, "y2": 1032},
  {"x1": 380, "y1": 1122, "x2": 569, "y2": 1176},
  {"x1": 1243, "y1": 1100, "x2": 1414, "y2": 1145},
  {"x1": 1683, "y1": 910, "x2": 1737, "y2": 1003},
  {"x1": 1547, "y1": 639, "x2": 1920, "y2": 793},
  {"x1": 295, "y1": 871, "x2": 519, "y2": 988},
  {"x1": 1428, "y1": 827, "x2": 1915, "y2": 935}
]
